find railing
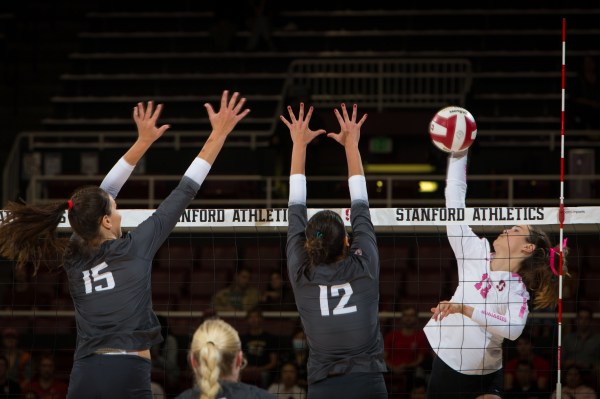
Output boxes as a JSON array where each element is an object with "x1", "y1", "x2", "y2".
[
  {"x1": 4, "y1": 58, "x2": 476, "y2": 204},
  {"x1": 25, "y1": 173, "x2": 600, "y2": 208},
  {"x1": 285, "y1": 58, "x2": 472, "y2": 111}
]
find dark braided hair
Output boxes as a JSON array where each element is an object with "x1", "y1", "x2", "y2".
[{"x1": 304, "y1": 210, "x2": 347, "y2": 269}]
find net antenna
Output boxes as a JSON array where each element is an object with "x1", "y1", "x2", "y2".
[{"x1": 556, "y1": 17, "x2": 567, "y2": 399}]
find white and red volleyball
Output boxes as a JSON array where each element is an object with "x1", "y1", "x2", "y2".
[{"x1": 429, "y1": 106, "x2": 477, "y2": 153}]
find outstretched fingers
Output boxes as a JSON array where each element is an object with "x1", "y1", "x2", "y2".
[
  {"x1": 287, "y1": 105, "x2": 298, "y2": 124},
  {"x1": 220, "y1": 90, "x2": 229, "y2": 111},
  {"x1": 228, "y1": 91, "x2": 239, "y2": 109},
  {"x1": 150, "y1": 103, "x2": 163, "y2": 123},
  {"x1": 281, "y1": 103, "x2": 326, "y2": 145},
  {"x1": 204, "y1": 102, "x2": 216, "y2": 119},
  {"x1": 133, "y1": 100, "x2": 170, "y2": 142},
  {"x1": 233, "y1": 96, "x2": 247, "y2": 115},
  {"x1": 137, "y1": 102, "x2": 146, "y2": 120},
  {"x1": 205, "y1": 90, "x2": 250, "y2": 136}
]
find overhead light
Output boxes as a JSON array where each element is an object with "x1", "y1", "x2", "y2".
[{"x1": 419, "y1": 181, "x2": 438, "y2": 193}]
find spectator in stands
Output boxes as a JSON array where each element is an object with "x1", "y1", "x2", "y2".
[
  {"x1": 283, "y1": 102, "x2": 388, "y2": 399},
  {"x1": 175, "y1": 318, "x2": 275, "y2": 399},
  {"x1": 278, "y1": 329, "x2": 308, "y2": 389},
  {"x1": 506, "y1": 360, "x2": 547, "y2": 399},
  {"x1": 260, "y1": 270, "x2": 296, "y2": 311},
  {"x1": 0, "y1": 354, "x2": 21, "y2": 397},
  {"x1": 1, "y1": 327, "x2": 32, "y2": 389},
  {"x1": 383, "y1": 304, "x2": 429, "y2": 395},
  {"x1": 551, "y1": 365, "x2": 597, "y2": 399},
  {"x1": 240, "y1": 307, "x2": 279, "y2": 388},
  {"x1": 1, "y1": 265, "x2": 42, "y2": 311},
  {"x1": 570, "y1": 55, "x2": 600, "y2": 130},
  {"x1": 150, "y1": 315, "x2": 180, "y2": 391},
  {"x1": 0, "y1": 265, "x2": 10, "y2": 310},
  {"x1": 212, "y1": 267, "x2": 261, "y2": 312},
  {"x1": 267, "y1": 362, "x2": 306, "y2": 399},
  {"x1": 563, "y1": 306, "x2": 600, "y2": 389},
  {"x1": 23, "y1": 353, "x2": 68, "y2": 399},
  {"x1": 209, "y1": 0, "x2": 242, "y2": 51},
  {"x1": 0, "y1": 91, "x2": 250, "y2": 399},
  {"x1": 504, "y1": 334, "x2": 551, "y2": 392},
  {"x1": 245, "y1": 0, "x2": 278, "y2": 51}
]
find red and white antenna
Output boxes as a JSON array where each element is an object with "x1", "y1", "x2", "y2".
[{"x1": 556, "y1": 17, "x2": 566, "y2": 399}]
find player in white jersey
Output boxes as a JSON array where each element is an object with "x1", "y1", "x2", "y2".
[
  {"x1": 0, "y1": 91, "x2": 249, "y2": 398},
  {"x1": 424, "y1": 150, "x2": 566, "y2": 399},
  {"x1": 282, "y1": 103, "x2": 387, "y2": 399}
]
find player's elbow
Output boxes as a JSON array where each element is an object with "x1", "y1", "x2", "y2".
[{"x1": 507, "y1": 325, "x2": 526, "y2": 341}]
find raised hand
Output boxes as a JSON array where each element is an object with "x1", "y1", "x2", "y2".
[
  {"x1": 133, "y1": 101, "x2": 170, "y2": 144},
  {"x1": 280, "y1": 102, "x2": 326, "y2": 146},
  {"x1": 327, "y1": 103, "x2": 367, "y2": 148},
  {"x1": 204, "y1": 90, "x2": 250, "y2": 138}
]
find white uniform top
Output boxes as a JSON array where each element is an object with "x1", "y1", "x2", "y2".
[{"x1": 424, "y1": 153, "x2": 530, "y2": 375}]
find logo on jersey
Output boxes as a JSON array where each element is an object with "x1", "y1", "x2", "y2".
[
  {"x1": 496, "y1": 280, "x2": 506, "y2": 292},
  {"x1": 474, "y1": 273, "x2": 492, "y2": 299},
  {"x1": 354, "y1": 248, "x2": 363, "y2": 256}
]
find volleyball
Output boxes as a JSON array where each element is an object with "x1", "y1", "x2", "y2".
[{"x1": 429, "y1": 106, "x2": 477, "y2": 153}]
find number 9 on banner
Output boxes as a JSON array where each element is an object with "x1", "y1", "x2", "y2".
[{"x1": 429, "y1": 106, "x2": 477, "y2": 153}]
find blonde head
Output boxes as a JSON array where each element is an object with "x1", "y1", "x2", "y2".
[{"x1": 190, "y1": 318, "x2": 242, "y2": 399}]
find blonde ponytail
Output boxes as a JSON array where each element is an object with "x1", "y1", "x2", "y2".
[
  {"x1": 190, "y1": 319, "x2": 241, "y2": 399},
  {"x1": 198, "y1": 342, "x2": 221, "y2": 399}
]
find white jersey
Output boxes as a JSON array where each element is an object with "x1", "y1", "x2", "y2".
[{"x1": 424, "y1": 154, "x2": 529, "y2": 375}]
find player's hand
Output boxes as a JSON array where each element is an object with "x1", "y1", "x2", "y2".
[
  {"x1": 430, "y1": 300, "x2": 464, "y2": 322},
  {"x1": 205, "y1": 90, "x2": 250, "y2": 138},
  {"x1": 133, "y1": 101, "x2": 170, "y2": 144},
  {"x1": 327, "y1": 103, "x2": 367, "y2": 147},
  {"x1": 280, "y1": 102, "x2": 326, "y2": 146}
]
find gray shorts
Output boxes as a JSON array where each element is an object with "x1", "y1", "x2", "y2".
[
  {"x1": 308, "y1": 372, "x2": 388, "y2": 399},
  {"x1": 67, "y1": 354, "x2": 152, "y2": 399}
]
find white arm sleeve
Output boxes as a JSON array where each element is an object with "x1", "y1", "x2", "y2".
[
  {"x1": 470, "y1": 305, "x2": 528, "y2": 341},
  {"x1": 349, "y1": 175, "x2": 368, "y2": 202},
  {"x1": 288, "y1": 174, "x2": 306, "y2": 205},
  {"x1": 184, "y1": 157, "x2": 212, "y2": 186},
  {"x1": 470, "y1": 285, "x2": 530, "y2": 340},
  {"x1": 445, "y1": 152, "x2": 468, "y2": 209},
  {"x1": 100, "y1": 157, "x2": 135, "y2": 199}
]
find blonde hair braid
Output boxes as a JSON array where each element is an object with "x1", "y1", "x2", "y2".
[{"x1": 190, "y1": 319, "x2": 241, "y2": 399}]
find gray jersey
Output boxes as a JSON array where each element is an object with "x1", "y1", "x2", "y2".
[
  {"x1": 175, "y1": 381, "x2": 276, "y2": 399},
  {"x1": 64, "y1": 176, "x2": 200, "y2": 360},
  {"x1": 286, "y1": 200, "x2": 386, "y2": 385}
]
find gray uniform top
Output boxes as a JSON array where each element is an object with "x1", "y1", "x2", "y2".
[
  {"x1": 64, "y1": 176, "x2": 200, "y2": 360},
  {"x1": 286, "y1": 200, "x2": 386, "y2": 385},
  {"x1": 175, "y1": 381, "x2": 276, "y2": 399}
]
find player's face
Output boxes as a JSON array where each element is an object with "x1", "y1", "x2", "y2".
[{"x1": 493, "y1": 225, "x2": 532, "y2": 256}]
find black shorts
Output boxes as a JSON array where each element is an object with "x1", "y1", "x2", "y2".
[
  {"x1": 427, "y1": 355, "x2": 504, "y2": 399},
  {"x1": 67, "y1": 354, "x2": 152, "y2": 399},
  {"x1": 308, "y1": 372, "x2": 388, "y2": 399}
]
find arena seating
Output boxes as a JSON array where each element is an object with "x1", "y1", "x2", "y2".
[{"x1": 3, "y1": 2, "x2": 600, "y2": 395}]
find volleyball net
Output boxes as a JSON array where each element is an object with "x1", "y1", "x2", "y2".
[{"x1": 1, "y1": 205, "x2": 599, "y2": 397}]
